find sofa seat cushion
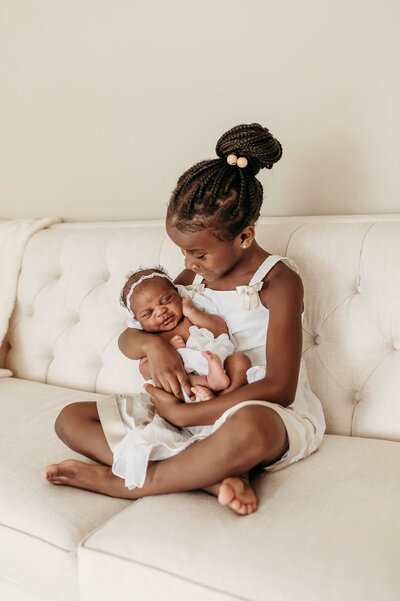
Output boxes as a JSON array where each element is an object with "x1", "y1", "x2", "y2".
[
  {"x1": 0, "y1": 377, "x2": 130, "y2": 601},
  {"x1": 79, "y1": 434, "x2": 400, "y2": 601}
]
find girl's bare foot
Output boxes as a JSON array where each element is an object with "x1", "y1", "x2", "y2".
[
  {"x1": 43, "y1": 460, "x2": 118, "y2": 496},
  {"x1": 191, "y1": 385, "x2": 215, "y2": 401},
  {"x1": 202, "y1": 351, "x2": 230, "y2": 391},
  {"x1": 205, "y1": 474, "x2": 257, "y2": 515}
]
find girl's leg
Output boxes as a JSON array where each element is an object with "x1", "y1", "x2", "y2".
[
  {"x1": 54, "y1": 401, "x2": 113, "y2": 466},
  {"x1": 45, "y1": 404, "x2": 288, "y2": 514}
]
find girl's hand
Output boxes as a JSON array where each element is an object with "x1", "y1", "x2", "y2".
[
  {"x1": 144, "y1": 383, "x2": 184, "y2": 426},
  {"x1": 145, "y1": 338, "x2": 193, "y2": 400}
]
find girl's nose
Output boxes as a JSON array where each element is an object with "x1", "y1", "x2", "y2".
[{"x1": 184, "y1": 256, "x2": 200, "y2": 272}]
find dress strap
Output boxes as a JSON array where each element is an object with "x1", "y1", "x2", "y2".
[{"x1": 249, "y1": 255, "x2": 299, "y2": 286}]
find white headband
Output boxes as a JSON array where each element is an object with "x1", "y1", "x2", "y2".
[{"x1": 125, "y1": 272, "x2": 173, "y2": 318}]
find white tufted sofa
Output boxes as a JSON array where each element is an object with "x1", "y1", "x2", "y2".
[{"x1": 1, "y1": 215, "x2": 400, "y2": 601}]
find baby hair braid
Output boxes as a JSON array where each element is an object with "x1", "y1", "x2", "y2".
[{"x1": 167, "y1": 123, "x2": 282, "y2": 240}]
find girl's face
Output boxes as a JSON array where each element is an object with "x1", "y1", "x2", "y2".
[
  {"x1": 166, "y1": 224, "x2": 241, "y2": 282},
  {"x1": 130, "y1": 278, "x2": 183, "y2": 332}
]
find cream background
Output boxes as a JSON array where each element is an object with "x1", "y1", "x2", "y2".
[{"x1": 0, "y1": 0, "x2": 399, "y2": 221}]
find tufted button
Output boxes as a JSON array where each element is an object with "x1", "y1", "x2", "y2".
[
  {"x1": 315, "y1": 335, "x2": 322, "y2": 345},
  {"x1": 356, "y1": 285, "x2": 363, "y2": 293},
  {"x1": 354, "y1": 392, "x2": 361, "y2": 402},
  {"x1": 102, "y1": 270, "x2": 111, "y2": 281},
  {"x1": 71, "y1": 312, "x2": 80, "y2": 324},
  {"x1": 393, "y1": 340, "x2": 400, "y2": 351},
  {"x1": 25, "y1": 307, "x2": 34, "y2": 317}
]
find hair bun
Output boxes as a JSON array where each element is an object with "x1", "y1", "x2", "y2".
[{"x1": 215, "y1": 123, "x2": 282, "y2": 175}]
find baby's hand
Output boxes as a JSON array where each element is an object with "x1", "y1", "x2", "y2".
[
  {"x1": 170, "y1": 335, "x2": 186, "y2": 350},
  {"x1": 182, "y1": 296, "x2": 196, "y2": 317}
]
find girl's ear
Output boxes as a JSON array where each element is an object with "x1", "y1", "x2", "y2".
[{"x1": 238, "y1": 226, "x2": 255, "y2": 249}]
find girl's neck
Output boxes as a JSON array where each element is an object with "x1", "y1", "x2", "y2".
[{"x1": 204, "y1": 242, "x2": 271, "y2": 290}]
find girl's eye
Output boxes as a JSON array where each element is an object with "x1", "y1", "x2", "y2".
[
  {"x1": 142, "y1": 311, "x2": 152, "y2": 318},
  {"x1": 161, "y1": 297, "x2": 172, "y2": 304},
  {"x1": 194, "y1": 254, "x2": 205, "y2": 260}
]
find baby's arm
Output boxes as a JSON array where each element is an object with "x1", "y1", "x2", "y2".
[{"x1": 182, "y1": 297, "x2": 228, "y2": 337}]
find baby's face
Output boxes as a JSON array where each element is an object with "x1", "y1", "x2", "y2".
[{"x1": 130, "y1": 278, "x2": 183, "y2": 332}]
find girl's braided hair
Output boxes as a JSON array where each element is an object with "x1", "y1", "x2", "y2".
[{"x1": 166, "y1": 123, "x2": 282, "y2": 241}]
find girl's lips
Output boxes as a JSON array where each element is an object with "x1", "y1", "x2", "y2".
[{"x1": 162, "y1": 315, "x2": 174, "y2": 326}]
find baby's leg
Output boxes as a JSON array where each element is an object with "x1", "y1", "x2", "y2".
[
  {"x1": 202, "y1": 351, "x2": 230, "y2": 391},
  {"x1": 189, "y1": 374, "x2": 215, "y2": 401},
  {"x1": 221, "y1": 353, "x2": 252, "y2": 395}
]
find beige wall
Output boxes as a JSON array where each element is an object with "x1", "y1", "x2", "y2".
[{"x1": 0, "y1": 0, "x2": 399, "y2": 221}]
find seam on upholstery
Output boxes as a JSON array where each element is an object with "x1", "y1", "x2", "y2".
[
  {"x1": 357, "y1": 222, "x2": 377, "y2": 287},
  {"x1": 284, "y1": 223, "x2": 307, "y2": 256},
  {"x1": 79, "y1": 545, "x2": 252, "y2": 601},
  {"x1": 315, "y1": 352, "x2": 349, "y2": 395},
  {"x1": 302, "y1": 324, "x2": 314, "y2": 338},
  {"x1": 318, "y1": 291, "x2": 358, "y2": 333},
  {"x1": 0, "y1": 575, "x2": 64, "y2": 601},
  {"x1": 350, "y1": 348, "x2": 394, "y2": 436},
  {"x1": 0, "y1": 521, "x2": 73, "y2": 553}
]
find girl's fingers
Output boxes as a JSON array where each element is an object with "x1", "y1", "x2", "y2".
[{"x1": 177, "y1": 371, "x2": 194, "y2": 400}]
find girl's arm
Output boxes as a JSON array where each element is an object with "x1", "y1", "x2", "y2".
[
  {"x1": 118, "y1": 329, "x2": 192, "y2": 400},
  {"x1": 146, "y1": 266, "x2": 304, "y2": 426}
]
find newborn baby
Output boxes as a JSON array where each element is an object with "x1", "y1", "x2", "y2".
[{"x1": 120, "y1": 267, "x2": 251, "y2": 401}]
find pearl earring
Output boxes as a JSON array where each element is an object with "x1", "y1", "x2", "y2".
[{"x1": 243, "y1": 245, "x2": 247, "y2": 249}]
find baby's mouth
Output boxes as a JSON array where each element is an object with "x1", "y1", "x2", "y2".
[{"x1": 161, "y1": 314, "x2": 175, "y2": 326}]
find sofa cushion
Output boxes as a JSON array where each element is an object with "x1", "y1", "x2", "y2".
[
  {"x1": 79, "y1": 434, "x2": 400, "y2": 601},
  {"x1": 0, "y1": 377, "x2": 130, "y2": 601}
]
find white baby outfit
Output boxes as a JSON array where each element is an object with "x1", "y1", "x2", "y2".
[{"x1": 98, "y1": 255, "x2": 326, "y2": 490}]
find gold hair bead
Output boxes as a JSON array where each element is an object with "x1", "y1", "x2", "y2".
[
  {"x1": 227, "y1": 154, "x2": 238, "y2": 166},
  {"x1": 237, "y1": 156, "x2": 248, "y2": 168}
]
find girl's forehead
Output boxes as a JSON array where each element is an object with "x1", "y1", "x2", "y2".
[{"x1": 166, "y1": 224, "x2": 227, "y2": 250}]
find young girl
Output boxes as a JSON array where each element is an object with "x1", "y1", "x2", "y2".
[
  {"x1": 112, "y1": 266, "x2": 253, "y2": 489},
  {"x1": 44, "y1": 123, "x2": 325, "y2": 516}
]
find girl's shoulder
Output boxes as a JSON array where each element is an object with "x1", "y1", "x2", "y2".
[
  {"x1": 174, "y1": 268, "x2": 196, "y2": 286},
  {"x1": 259, "y1": 258, "x2": 304, "y2": 312}
]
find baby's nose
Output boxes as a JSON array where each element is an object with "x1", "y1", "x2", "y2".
[{"x1": 155, "y1": 305, "x2": 167, "y2": 317}]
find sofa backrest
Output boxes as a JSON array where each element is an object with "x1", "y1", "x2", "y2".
[{"x1": 5, "y1": 216, "x2": 400, "y2": 442}]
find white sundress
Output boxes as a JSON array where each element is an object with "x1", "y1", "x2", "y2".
[{"x1": 97, "y1": 255, "x2": 326, "y2": 489}]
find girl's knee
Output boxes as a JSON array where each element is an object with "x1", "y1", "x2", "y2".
[
  {"x1": 55, "y1": 401, "x2": 97, "y2": 442},
  {"x1": 227, "y1": 405, "x2": 287, "y2": 460}
]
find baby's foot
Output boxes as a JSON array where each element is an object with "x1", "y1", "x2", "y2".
[
  {"x1": 43, "y1": 460, "x2": 114, "y2": 495},
  {"x1": 191, "y1": 385, "x2": 215, "y2": 401},
  {"x1": 205, "y1": 474, "x2": 257, "y2": 515},
  {"x1": 202, "y1": 351, "x2": 230, "y2": 391}
]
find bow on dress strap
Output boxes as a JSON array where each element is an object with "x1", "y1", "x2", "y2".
[
  {"x1": 236, "y1": 282, "x2": 263, "y2": 310},
  {"x1": 184, "y1": 283, "x2": 205, "y2": 293}
]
